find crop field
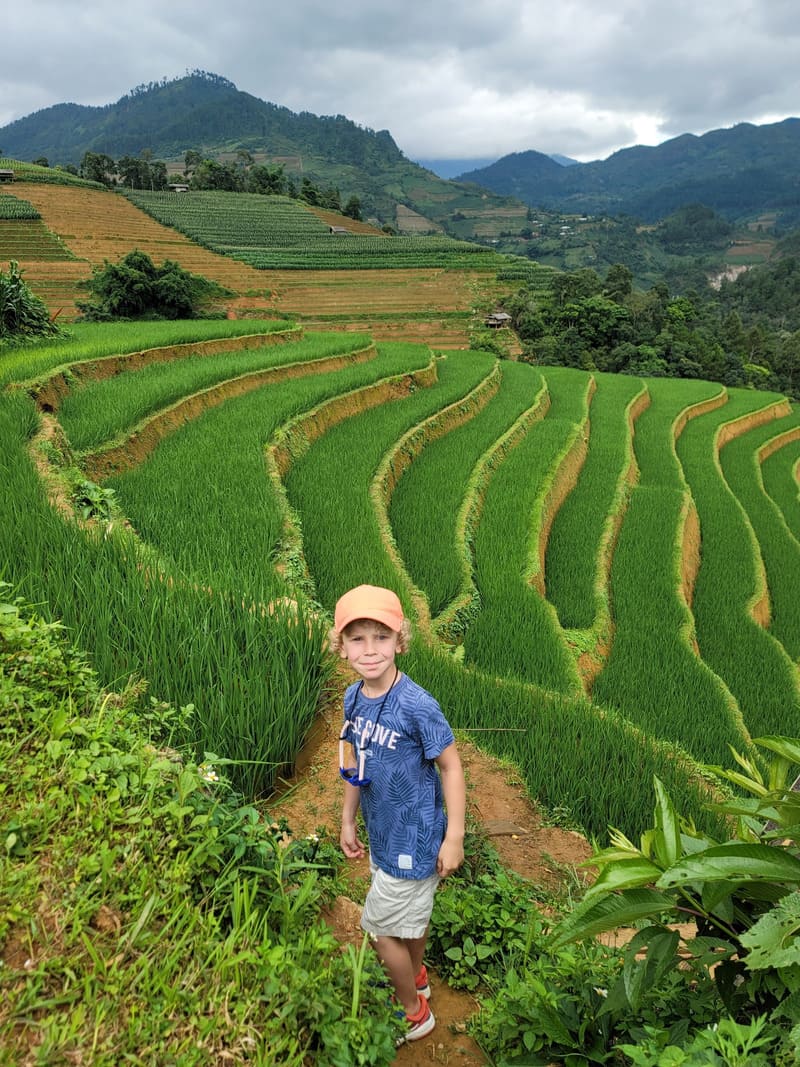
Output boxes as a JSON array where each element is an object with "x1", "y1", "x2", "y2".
[
  {"x1": 0, "y1": 180, "x2": 513, "y2": 346},
  {"x1": 3, "y1": 315, "x2": 800, "y2": 846},
  {"x1": 124, "y1": 189, "x2": 505, "y2": 270}
]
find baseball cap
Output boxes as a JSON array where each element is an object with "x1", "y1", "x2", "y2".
[{"x1": 333, "y1": 585, "x2": 404, "y2": 634}]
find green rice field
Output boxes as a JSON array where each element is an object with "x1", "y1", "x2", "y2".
[{"x1": 2, "y1": 316, "x2": 799, "y2": 840}]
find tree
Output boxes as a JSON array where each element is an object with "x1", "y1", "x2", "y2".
[
  {"x1": 80, "y1": 152, "x2": 115, "y2": 186},
  {"x1": 603, "y1": 263, "x2": 633, "y2": 303},
  {"x1": 246, "y1": 164, "x2": 287, "y2": 196},
  {"x1": 77, "y1": 250, "x2": 229, "y2": 321},
  {"x1": 190, "y1": 160, "x2": 241, "y2": 191},
  {"x1": 343, "y1": 196, "x2": 362, "y2": 221},
  {"x1": 184, "y1": 150, "x2": 202, "y2": 177}
]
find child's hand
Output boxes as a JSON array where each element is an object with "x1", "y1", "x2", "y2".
[
  {"x1": 340, "y1": 823, "x2": 366, "y2": 859},
  {"x1": 436, "y1": 835, "x2": 464, "y2": 878}
]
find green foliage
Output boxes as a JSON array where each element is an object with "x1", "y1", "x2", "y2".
[
  {"x1": 0, "y1": 259, "x2": 61, "y2": 339},
  {"x1": 0, "y1": 194, "x2": 39, "y2": 220},
  {"x1": 77, "y1": 249, "x2": 229, "y2": 321},
  {"x1": 549, "y1": 739, "x2": 800, "y2": 1061},
  {"x1": 0, "y1": 585, "x2": 398, "y2": 1064},
  {"x1": 71, "y1": 478, "x2": 116, "y2": 522}
]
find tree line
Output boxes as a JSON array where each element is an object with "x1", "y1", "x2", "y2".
[
  {"x1": 505, "y1": 260, "x2": 800, "y2": 399},
  {"x1": 48, "y1": 149, "x2": 363, "y2": 220}
]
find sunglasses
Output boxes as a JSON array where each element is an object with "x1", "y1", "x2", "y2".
[
  {"x1": 338, "y1": 668, "x2": 399, "y2": 788},
  {"x1": 339, "y1": 724, "x2": 372, "y2": 787}
]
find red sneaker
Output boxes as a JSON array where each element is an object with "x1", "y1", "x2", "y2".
[
  {"x1": 396, "y1": 994, "x2": 435, "y2": 1045},
  {"x1": 415, "y1": 964, "x2": 431, "y2": 999}
]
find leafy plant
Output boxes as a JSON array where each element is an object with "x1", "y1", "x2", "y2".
[
  {"x1": 71, "y1": 478, "x2": 116, "y2": 521},
  {"x1": 0, "y1": 259, "x2": 61, "y2": 339},
  {"x1": 549, "y1": 738, "x2": 800, "y2": 1059}
]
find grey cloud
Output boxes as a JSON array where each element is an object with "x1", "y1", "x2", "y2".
[{"x1": 2, "y1": 0, "x2": 799, "y2": 161}]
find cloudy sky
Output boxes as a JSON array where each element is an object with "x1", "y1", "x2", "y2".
[{"x1": 3, "y1": 0, "x2": 798, "y2": 163}]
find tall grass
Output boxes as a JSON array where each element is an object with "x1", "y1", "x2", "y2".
[
  {"x1": 0, "y1": 319, "x2": 288, "y2": 387},
  {"x1": 461, "y1": 366, "x2": 585, "y2": 693},
  {"x1": 0, "y1": 388, "x2": 332, "y2": 798},
  {"x1": 285, "y1": 349, "x2": 496, "y2": 610},
  {"x1": 60, "y1": 331, "x2": 363, "y2": 451},
  {"x1": 718, "y1": 407, "x2": 800, "y2": 660},
  {"x1": 761, "y1": 433, "x2": 800, "y2": 542},
  {"x1": 592, "y1": 378, "x2": 748, "y2": 767},
  {"x1": 675, "y1": 388, "x2": 800, "y2": 739},
  {"x1": 389, "y1": 361, "x2": 540, "y2": 615},
  {"x1": 545, "y1": 372, "x2": 644, "y2": 631},
  {"x1": 107, "y1": 344, "x2": 432, "y2": 602}
]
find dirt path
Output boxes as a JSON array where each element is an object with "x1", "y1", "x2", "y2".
[{"x1": 266, "y1": 672, "x2": 593, "y2": 1066}]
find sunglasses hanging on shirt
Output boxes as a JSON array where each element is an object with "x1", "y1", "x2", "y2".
[{"x1": 339, "y1": 668, "x2": 399, "y2": 787}]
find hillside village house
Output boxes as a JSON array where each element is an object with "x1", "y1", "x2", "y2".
[{"x1": 0, "y1": 169, "x2": 15, "y2": 182}]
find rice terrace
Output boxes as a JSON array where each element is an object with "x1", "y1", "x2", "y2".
[{"x1": 3, "y1": 160, "x2": 800, "y2": 1064}]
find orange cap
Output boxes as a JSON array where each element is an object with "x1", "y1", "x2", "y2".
[{"x1": 333, "y1": 585, "x2": 404, "y2": 634}]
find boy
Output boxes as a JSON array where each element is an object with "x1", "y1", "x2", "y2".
[{"x1": 331, "y1": 584, "x2": 465, "y2": 1044}]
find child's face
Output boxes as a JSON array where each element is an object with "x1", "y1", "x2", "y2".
[{"x1": 339, "y1": 619, "x2": 400, "y2": 693}]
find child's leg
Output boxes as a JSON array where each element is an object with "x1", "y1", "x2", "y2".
[{"x1": 374, "y1": 932, "x2": 427, "y2": 1014}]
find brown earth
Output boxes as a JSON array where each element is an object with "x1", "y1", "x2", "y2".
[
  {"x1": 267, "y1": 669, "x2": 594, "y2": 1066},
  {"x1": 2, "y1": 183, "x2": 504, "y2": 349}
]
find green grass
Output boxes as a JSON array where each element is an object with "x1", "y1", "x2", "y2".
[
  {"x1": 0, "y1": 393, "x2": 332, "y2": 798},
  {"x1": 460, "y1": 366, "x2": 588, "y2": 692},
  {"x1": 675, "y1": 389, "x2": 800, "y2": 740},
  {"x1": 761, "y1": 433, "x2": 800, "y2": 542},
  {"x1": 125, "y1": 189, "x2": 503, "y2": 270},
  {"x1": 0, "y1": 320, "x2": 287, "y2": 387},
  {"x1": 545, "y1": 372, "x2": 644, "y2": 631},
  {"x1": 389, "y1": 360, "x2": 541, "y2": 616},
  {"x1": 59, "y1": 330, "x2": 364, "y2": 451},
  {"x1": 718, "y1": 406, "x2": 800, "y2": 660},
  {"x1": 591, "y1": 378, "x2": 748, "y2": 766},
  {"x1": 106, "y1": 343, "x2": 433, "y2": 602}
]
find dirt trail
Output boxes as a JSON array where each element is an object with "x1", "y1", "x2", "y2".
[{"x1": 267, "y1": 670, "x2": 593, "y2": 1066}]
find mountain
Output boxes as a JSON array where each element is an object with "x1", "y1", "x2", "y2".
[
  {"x1": 416, "y1": 154, "x2": 576, "y2": 178},
  {"x1": 0, "y1": 71, "x2": 524, "y2": 236},
  {"x1": 459, "y1": 119, "x2": 800, "y2": 227}
]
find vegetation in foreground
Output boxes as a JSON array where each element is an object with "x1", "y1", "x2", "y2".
[
  {"x1": 6, "y1": 587, "x2": 800, "y2": 1066},
  {"x1": 0, "y1": 585, "x2": 401, "y2": 1065}
]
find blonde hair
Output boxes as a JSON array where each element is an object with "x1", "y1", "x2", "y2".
[{"x1": 328, "y1": 616, "x2": 412, "y2": 655}]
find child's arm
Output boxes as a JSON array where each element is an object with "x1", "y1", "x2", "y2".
[
  {"x1": 340, "y1": 776, "x2": 366, "y2": 859},
  {"x1": 436, "y1": 743, "x2": 466, "y2": 877}
]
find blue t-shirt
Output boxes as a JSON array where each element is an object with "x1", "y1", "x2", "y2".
[{"x1": 342, "y1": 672, "x2": 455, "y2": 879}]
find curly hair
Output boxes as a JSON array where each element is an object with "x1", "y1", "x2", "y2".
[{"x1": 328, "y1": 616, "x2": 412, "y2": 656}]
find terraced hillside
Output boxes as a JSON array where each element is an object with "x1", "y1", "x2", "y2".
[
  {"x1": 0, "y1": 181, "x2": 522, "y2": 347},
  {"x1": 3, "y1": 321, "x2": 799, "y2": 843}
]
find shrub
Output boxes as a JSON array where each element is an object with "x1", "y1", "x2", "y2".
[{"x1": 77, "y1": 249, "x2": 230, "y2": 320}]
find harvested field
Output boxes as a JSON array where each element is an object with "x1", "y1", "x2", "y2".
[{"x1": 1, "y1": 183, "x2": 503, "y2": 346}]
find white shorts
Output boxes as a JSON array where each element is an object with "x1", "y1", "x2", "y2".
[{"x1": 361, "y1": 861, "x2": 440, "y2": 940}]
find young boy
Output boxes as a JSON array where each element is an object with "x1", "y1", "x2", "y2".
[{"x1": 331, "y1": 584, "x2": 466, "y2": 1044}]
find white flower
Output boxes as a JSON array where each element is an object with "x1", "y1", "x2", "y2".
[
  {"x1": 593, "y1": 987, "x2": 608, "y2": 998},
  {"x1": 199, "y1": 763, "x2": 219, "y2": 783}
]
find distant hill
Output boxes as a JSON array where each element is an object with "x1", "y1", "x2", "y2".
[
  {"x1": 0, "y1": 71, "x2": 525, "y2": 237},
  {"x1": 417, "y1": 154, "x2": 576, "y2": 179},
  {"x1": 459, "y1": 119, "x2": 800, "y2": 227}
]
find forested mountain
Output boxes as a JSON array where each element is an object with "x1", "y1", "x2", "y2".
[
  {"x1": 0, "y1": 72, "x2": 402, "y2": 171},
  {"x1": 0, "y1": 71, "x2": 522, "y2": 233},
  {"x1": 4, "y1": 71, "x2": 800, "y2": 237},
  {"x1": 459, "y1": 119, "x2": 800, "y2": 227}
]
